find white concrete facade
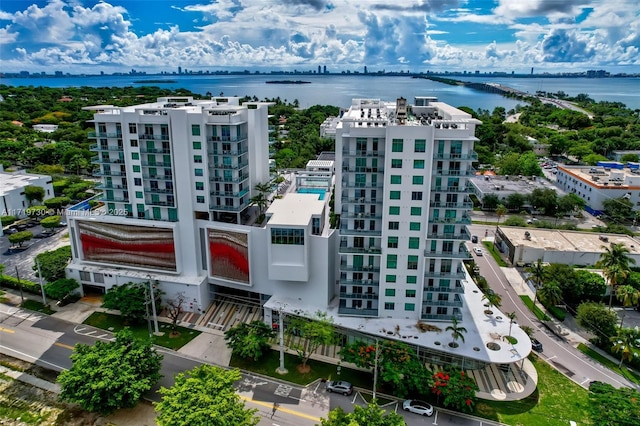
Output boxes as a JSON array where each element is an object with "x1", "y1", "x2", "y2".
[{"x1": 0, "y1": 170, "x2": 54, "y2": 219}]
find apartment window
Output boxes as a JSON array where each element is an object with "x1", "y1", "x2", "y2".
[
  {"x1": 196, "y1": 195, "x2": 205, "y2": 204},
  {"x1": 385, "y1": 289, "x2": 396, "y2": 297},
  {"x1": 415, "y1": 139, "x2": 426, "y2": 153},
  {"x1": 412, "y1": 176, "x2": 423, "y2": 185},
  {"x1": 194, "y1": 155, "x2": 203, "y2": 163},
  {"x1": 411, "y1": 207, "x2": 422, "y2": 216},
  {"x1": 387, "y1": 254, "x2": 397, "y2": 269},
  {"x1": 386, "y1": 274, "x2": 396, "y2": 283},
  {"x1": 191, "y1": 125, "x2": 201, "y2": 136},
  {"x1": 405, "y1": 303, "x2": 415, "y2": 312},
  {"x1": 406, "y1": 275, "x2": 417, "y2": 284},
  {"x1": 408, "y1": 255, "x2": 418, "y2": 270},
  {"x1": 195, "y1": 168, "x2": 204, "y2": 177},
  {"x1": 391, "y1": 159, "x2": 402, "y2": 168},
  {"x1": 411, "y1": 192, "x2": 423, "y2": 201},
  {"x1": 389, "y1": 206, "x2": 400, "y2": 215},
  {"x1": 408, "y1": 237, "x2": 420, "y2": 249},
  {"x1": 131, "y1": 152, "x2": 139, "y2": 160},
  {"x1": 413, "y1": 159, "x2": 425, "y2": 169},
  {"x1": 387, "y1": 236, "x2": 398, "y2": 248},
  {"x1": 409, "y1": 222, "x2": 421, "y2": 231},
  {"x1": 134, "y1": 178, "x2": 142, "y2": 186},
  {"x1": 437, "y1": 307, "x2": 447, "y2": 315},
  {"x1": 388, "y1": 221, "x2": 399, "y2": 230},
  {"x1": 271, "y1": 228, "x2": 305, "y2": 245},
  {"x1": 384, "y1": 302, "x2": 395, "y2": 310},
  {"x1": 390, "y1": 175, "x2": 402, "y2": 184},
  {"x1": 128, "y1": 123, "x2": 137, "y2": 134},
  {"x1": 406, "y1": 289, "x2": 416, "y2": 298},
  {"x1": 132, "y1": 165, "x2": 141, "y2": 173},
  {"x1": 130, "y1": 139, "x2": 138, "y2": 147},
  {"x1": 391, "y1": 139, "x2": 403, "y2": 152},
  {"x1": 79, "y1": 271, "x2": 91, "y2": 281},
  {"x1": 193, "y1": 141, "x2": 202, "y2": 150},
  {"x1": 389, "y1": 191, "x2": 400, "y2": 200},
  {"x1": 195, "y1": 182, "x2": 204, "y2": 191},
  {"x1": 135, "y1": 191, "x2": 143, "y2": 199}
]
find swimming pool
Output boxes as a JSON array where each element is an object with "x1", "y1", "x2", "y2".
[{"x1": 297, "y1": 187, "x2": 327, "y2": 200}]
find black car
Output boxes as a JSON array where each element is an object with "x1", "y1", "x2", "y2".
[
  {"x1": 471, "y1": 235, "x2": 478, "y2": 243},
  {"x1": 531, "y1": 338, "x2": 543, "y2": 352}
]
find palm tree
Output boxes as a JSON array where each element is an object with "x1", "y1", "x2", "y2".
[
  {"x1": 482, "y1": 291, "x2": 502, "y2": 310},
  {"x1": 610, "y1": 328, "x2": 640, "y2": 368},
  {"x1": 526, "y1": 259, "x2": 546, "y2": 308},
  {"x1": 249, "y1": 192, "x2": 269, "y2": 215},
  {"x1": 254, "y1": 181, "x2": 272, "y2": 194},
  {"x1": 494, "y1": 204, "x2": 508, "y2": 248},
  {"x1": 446, "y1": 318, "x2": 467, "y2": 345},
  {"x1": 538, "y1": 280, "x2": 563, "y2": 306},
  {"x1": 597, "y1": 242, "x2": 635, "y2": 308},
  {"x1": 616, "y1": 285, "x2": 640, "y2": 309},
  {"x1": 507, "y1": 311, "x2": 517, "y2": 337}
]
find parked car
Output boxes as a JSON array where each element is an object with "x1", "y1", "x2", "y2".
[
  {"x1": 402, "y1": 399, "x2": 434, "y2": 416},
  {"x1": 471, "y1": 235, "x2": 478, "y2": 243},
  {"x1": 531, "y1": 338, "x2": 543, "y2": 352},
  {"x1": 326, "y1": 380, "x2": 353, "y2": 395},
  {"x1": 473, "y1": 247, "x2": 483, "y2": 256}
]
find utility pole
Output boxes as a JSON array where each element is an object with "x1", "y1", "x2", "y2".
[
  {"x1": 14, "y1": 266, "x2": 24, "y2": 303},
  {"x1": 36, "y1": 259, "x2": 46, "y2": 306},
  {"x1": 146, "y1": 275, "x2": 159, "y2": 335},
  {"x1": 372, "y1": 338, "x2": 380, "y2": 400},
  {"x1": 276, "y1": 306, "x2": 288, "y2": 375}
]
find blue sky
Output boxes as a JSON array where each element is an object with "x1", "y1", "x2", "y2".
[{"x1": 1, "y1": 0, "x2": 638, "y2": 74}]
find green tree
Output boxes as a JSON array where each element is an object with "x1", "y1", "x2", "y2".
[
  {"x1": 249, "y1": 192, "x2": 269, "y2": 215},
  {"x1": 576, "y1": 302, "x2": 619, "y2": 347},
  {"x1": 320, "y1": 401, "x2": 405, "y2": 426},
  {"x1": 1, "y1": 215, "x2": 17, "y2": 226},
  {"x1": 616, "y1": 285, "x2": 640, "y2": 309},
  {"x1": 597, "y1": 243, "x2": 636, "y2": 307},
  {"x1": 602, "y1": 197, "x2": 633, "y2": 222},
  {"x1": 33, "y1": 246, "x2": 72, "y2": 281},
  {"x1": 482, "y1": 291, "x2": 502, "y2": 310},
  {"x1": 557, "y1": 193, "x2": 586, "y2": 215},
  {"x1": 610, "y1": 327, "x2": 640, "y2": 368},
  {"x1": 58, "y1": 329, "x2": 163, "y2": 415},
  {"x1": 528, "y1": 187, "x2": 559, "y2": 216},
  {"x1": 102, "y1": 282, "x2": 156, "y2": 324},
  {"x1": 446, "y1": 318, "x2": 468, "y2": 345},
  {"x1": 505, "y1": 193, "x2": 526, "y2": 211},
  {"x1": 538, "y1": 280, "x2": 563, "y2": 306},
  {"x1": 481, "y1": 193, "x2": 500, "y2": 210},
  {"x1": 8, "y1": 230, "x2": 33, "y2": 247},
  {"x1": 575, "y1": 269, "x2": 607, "y2": 302},
  {"x1": 288, "y1": 311, "x2": 334, "y2": 370},
  {"x1": 67, "y1": 153, "x2": 90, "y2": 175},
  {"x1": 526, "y1": 260, "x2": 547, "y2": 307},
  {"x1": 224, "y1": 321, "x2": 275, "y2": 361},
  {"x1": 432, "y1": 369, "x2": 479, "y2": 413},
  {"x1": 44, "y1": 278, "x2": 79, "y2": 300},
  {"x1": 40, "y1": 215, "x2": 61, "y2": 230},
  {"x1": 588, "y1": 381, "x2": 640, "y2": 426},
  {"x1": 43, "y1": 196, "x2": 71, "y2": 210},
  {"x1": 155, "y1": 365, "x2": 258, "y2": 426},
  {"x1": 24, "y1": 185, "x2": 45, "y2": 205},
  {"x1": 506, "y1": 311, "x2": 517, "y2": 337},
  {"x1": 25, "y1": 205, "x2": 50, "y2": 218}
]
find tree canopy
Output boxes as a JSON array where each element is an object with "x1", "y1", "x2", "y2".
[
  {"x1": 33, "y1": 245, "x2": 72, "y2": 282},
  {"x1": 288, "y1": 311, "x2": 335, "y2": 369},
  {"x1": 224, "y1": 321, "x2": 275, "y2": 361},
  {"x1": 102, "y1": 281, "x2": 162, "y2": 324},
  {"x1": 155, "y1": 365, "x2": 258, "y2": 426},
  {"x1": 58, "y1": 329, "x2": 163, "y2": 415},
  {"x1": 320, "y1": 401, "x2": 405, "y2": 426}
]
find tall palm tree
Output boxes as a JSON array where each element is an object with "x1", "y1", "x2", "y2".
[
  {"x1": 494, "y1": 204, "x2": 508, "y2": 248},
  {"x1": 506, "y1": 311, "x2": 517, "y2": 337},
  {"x1": 538, "y1": 280, "x2": 563, "y2": 306},
  {"x1": 610, "y1": 328, "x2": 640, "y2": 368},
  {"x1": 446, "y1": 318, "x2": 467, "y2": 344},
  {"x1": 254, "y1": 182, "x2": 272, "y2": 194},
  {"x1": 616, "y1": 285, "x2": 640, "y2": 309},
  {"x1": 482, "y1": 292, "x2": 502, "y2": 310},
  {"x1": 249, "y1": 193, "x2": 269, "y2": 215},
  {"x1": 526, "y1": 259, "x2": 547, "y2": 307},
  {"x1": 597, "y1": 243, "x2": 635, "y2": 308}
]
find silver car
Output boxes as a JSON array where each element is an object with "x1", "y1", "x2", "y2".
[
  {"x1": 326, "y1": 380, "x2": 353, "y2": 395},
  {"x1": 402, "y1": 399, "x2": 434, "y2": 416}
]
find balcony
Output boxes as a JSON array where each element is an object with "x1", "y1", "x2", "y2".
[
  {"x1": 90, "y1": 144, "x2": 122, "y2": 151},
  {"x1": 209, "y1": 204, "x2": 246, "y2": 212},
  {"x1": 101, "y1": 195, "x2": 129, "y2": 203},
  {"x1": 144, "y1": 187, "x2": 174, "y2": 194},
  {"x1": 433, "y1": 151, "x2": 478, "y2": 161},
  {"x1": 141, "y1": 161, "x2": 172, "y2": 167},
  {"x1": 429, "y1": 216, "x2": 472, "y2": 225},
  {"x1": 339, "y1": 292, "x2": 379, "y2": 300},
  {"x1": 339, "y1": 279, "x2": 380, "y2": 287},
  {"x1": 424, "y1": 270, "x2": 467, "y2": 280},
  {"x1": 341, "y1": 181, "x2": 384, "y2": 189},
  {"x1": 209, "y1": 148, "x2": 249, "y2": 156},
  {"x1": 96, "y1": 183, "x2": 127, "y2": 190},
  {"x1": 421, "y1": 313, "x2": 462, "y2": 321},
  {"x1": 147, "y1": 200, "x2": 175, "y2": 207},
  {"x1": 427, "y1": 230, "x2": 471, "y2": 241},
  {"x1": 342, "y1": 167, "x2": 385, "y2": 173},
  {"x1": 429, "y1": 201, "x2": 473, "y2": 209},
  {"x1": 93, "y1": 170, "x2": 125, "y2": 177},
  {"x1": 142, "y1": 174, "x2": 173, "y2": 181},
  {"x1": 140, "y1": 147, "x2": 171, "y2": 154},
  {"x1": 139, "y1": 134, "x2": 170, "y2": 141},
  {"x1": 339, "y1": 263, "x2": 381, "y2": 272},
  {"x1": 211, "y1": 161, "x2": 249, "y2": 170},
  {"x1": 341, "y1": 212, "x2": 382, "y2": 219},
  {"x1": 341, "y1": 150, "x2": 382, "y2": 158},
  {"x1": 430, "y1": 186, "x2": 471, "y2": 193},
  {"x1": 338, "y1": 245, "x2": 382, "y2": 254},
  {"x1": 211, "y1": 175, "x2": 249, "y2": 183},
  {"x1": 339, "y1": 228, "x2": 382, "y2": 236},
  {"x1": 88, "y1": 132, "x2": 122, "y2": 139},
  {"x1": 210, "y1": 188, "x2": 249, "y2": 198},
  {"x1": 434, "y1": 168, "x2": 476, "y2": 176},
  {"x1": 425, "y1": 248, "x2": 471, "y2": 259},
  {"x1": 91, "y1": 156, "x2": 125, "y2": 165},
  {"x1": 208, "y1": 136, "x2": 248, "y2": 142},
  {"x1": 422, "y1": 299, "x2": 463, "y2": 308},
  {"x1": 338, "y1": 306, "x2": 378, "y2": 317},
  {"x1": 424, "y1": 285, "x2": 465, "y2": 294}
]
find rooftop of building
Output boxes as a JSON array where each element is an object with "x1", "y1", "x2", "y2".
[
  {"x1": 266, "y1": 193, "x2": 326, "y2": 227},
  {"x1": 470, "y1": 174, "x2": 563, "y2": 197},
  {"x1": 0, "y1": 170, "x2": 51, "y2": 196},
  {"x1": 499, "y1": 226, "x2": 640, "y2": 255},
  {"x1": 558, "y1": 164, "x2": 640, "y2": 189},
  {"x1": 266, "y1": 273, "x2": 531, "y2": 365}
]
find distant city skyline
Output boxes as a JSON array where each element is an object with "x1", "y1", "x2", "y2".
[{"x1": 1, "y1": 0, "x2": 639, "y2": 75}]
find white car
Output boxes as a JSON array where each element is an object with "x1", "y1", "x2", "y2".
[
  {"x1": 473, "y1": 247, "x2": 483, "y2": 256},
  {"x1": 402, "y1": 399, "x2": 434, "y2": 416}
]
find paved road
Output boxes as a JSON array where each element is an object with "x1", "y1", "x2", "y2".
[{"x1": 468, "y1": 224, "x2": 636, "y2": 391}]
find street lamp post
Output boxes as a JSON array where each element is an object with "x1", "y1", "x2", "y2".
[
  {"x1": 276, "y1": 306, "x2": 288, "y2": 375},
  {"x1": 36, "y1": 259, "x2": 46, "y2": 306},
  {"x1": 147, "y1": 276, "x2": 159, "y2": 335},
  {"x1": 372, "y1": 338, "x2": 380, "y2": 400}
]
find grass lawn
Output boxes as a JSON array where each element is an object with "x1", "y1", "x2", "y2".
[
  {"x1": 475, "y1": 355, "x2": 591, "y2": 425},
  {"x1": 519, "y1": 295, "x2": 551, "y2": 321},
  {"x1": 230, "y1": 349, "x2": 373, "y2": 389},
  {"x1": 577, "y1": 343, "x2": 640, "y2": 385},
  {"x1": 482, "y1": 241, "x2": 508, "y2": 267},
  {"x1": 83, "y1": 312, "x2": 200, "y2": 350},
  {"x1": 21, "y1": 299, "x2": 55, "y2": 315}
]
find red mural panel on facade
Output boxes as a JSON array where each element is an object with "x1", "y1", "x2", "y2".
[
  {"x1": 78, "y1": 221, "x2": 177, "y2": 271},
  {"x1": 208, "y1": 229, "x2": 249, "y2": 284}
]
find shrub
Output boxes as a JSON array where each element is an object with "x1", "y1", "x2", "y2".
[{"x1": 1, "y1": 215, "x2": 16, "y2": 226}]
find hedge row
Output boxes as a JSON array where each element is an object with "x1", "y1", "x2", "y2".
[{"x1": 0, "y1": 274, "x2": 41, "y2": 295}]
